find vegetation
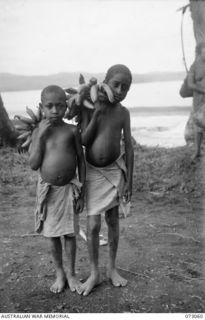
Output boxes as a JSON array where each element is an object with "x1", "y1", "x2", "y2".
[
  {"x1": 133, "y1": 143, "x2": 205, "y2": 197},
  {"x1": 1, "y1": 143, "x2": 204, "y2": 198}
]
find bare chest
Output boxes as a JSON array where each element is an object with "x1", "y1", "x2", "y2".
[
  {"x1": 45, "y1": 128, "x2": 74, "y2": 150},
  {"x1": 96, "y1": 110, "x2": 124, "y2": 132}
]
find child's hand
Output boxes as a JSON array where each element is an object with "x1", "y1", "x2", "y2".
[
  {"x1": 94, "y1": 100, "x2": 107, "y2": 114},
  {"x1": 75, "y1": 197, "x2": 84, "y2": 214},
  {"x1": 38, "y1": 119, "x2": 51, "y2": 138},
  {"x1": 123, "y1": 183, "x2": 132, "y2": 203}
]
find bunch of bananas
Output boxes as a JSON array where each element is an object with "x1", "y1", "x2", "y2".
[
  {"x1": 14, "y1": 106, "x2": 42, "y2": 149},
  {"x1": 64, "y1": 74, "x2": 114, "y2": 120}
]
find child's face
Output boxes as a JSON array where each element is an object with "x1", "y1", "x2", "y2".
[
  {"x1": 106, "y1": 72, "x2": 131, "y2": 103},
  {"x1": 40, "y1": 92, "x2": 67, "y2": 123}
]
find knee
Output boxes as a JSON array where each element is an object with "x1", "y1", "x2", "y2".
[
  {"x1": 106, "y1": 217, "x2": 116, "y2": 229},
  {"x1": 105, "y1": 208, "x2": 119, "y2": 227},
  {"x1": 49, "y1": 237, "x2": 61, "y2": 250},
  {"x1": 88, "y1": 219, "x2": 101, "y2": 236}
]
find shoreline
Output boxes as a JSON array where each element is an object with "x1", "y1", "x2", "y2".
[
  {"x1": 9, "y1": 105, "x2": 191, "y2": 119},
  {"x1": 129, "y1": 105, "x2": 191, "y2": 115}
]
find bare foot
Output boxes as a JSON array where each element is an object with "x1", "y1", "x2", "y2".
[
  {"x1": 108, "y1": 268, "x2": 127, "y2": 287},
  {"x1": 67, "y1": 275, "x2": 82, "y2": 293},
  {"x1": 78, "y1": 273, "x2": 100, "y2": 296},
  {"x1": 50, "y1": 272, "x2": 67, "y2": 294}
]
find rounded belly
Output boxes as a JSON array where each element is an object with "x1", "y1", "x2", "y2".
[
  {"x1": 87, "y1": 132, "x2": 121, "y2": 167},
  {"x1": 41, "y1": 151, "x2": 76, "y2": 186}
]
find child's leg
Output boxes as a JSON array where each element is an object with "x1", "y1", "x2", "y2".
[
  {"x1": 105, "y1": 206, "x2": 127, "y2": 287},
  {"x1": 193, "y1": 132, "x2": 203, "y2": 159},
  {"x1": 78, "y1": 215, "x2": 101, "y2": 296},
  {"x1": 64, "y1": 235, "x2": 81, "y2": 292},
  {"x1": 49, "y1": 237, "x2": 67, "y2": 293}
]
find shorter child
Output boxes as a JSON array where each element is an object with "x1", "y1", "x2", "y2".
[{"x1": 29, "y1": 85, "x2": 86, "y2": 293}]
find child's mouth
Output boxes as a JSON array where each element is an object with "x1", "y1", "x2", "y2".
[{"x1": 50, "y1": 116, "x2": 60, "y2": 122}]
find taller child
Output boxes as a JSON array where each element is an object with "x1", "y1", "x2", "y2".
[{"x1": 79, "y1": 64, "x2": 134, "y2": 296}]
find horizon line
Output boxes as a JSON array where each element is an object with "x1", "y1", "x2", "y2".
[{"x1": 0, "y1": 70, "x2": 186, "y2": 77}]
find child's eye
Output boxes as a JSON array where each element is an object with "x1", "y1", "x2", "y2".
[
  {"x1": 113, "y1": 82, "x2": 119, "y2": 88},
  {"x1": 55, "y1": 103, "x2": 64, "y2": 108},
  {"x1": 45, "y1": 104, "x2": 53, "y2": 109},
  {"x1": 122, "y1": 84, "x2": 128, "y2": 91}
]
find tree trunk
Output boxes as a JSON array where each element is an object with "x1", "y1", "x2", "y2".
[
  {"x1": 0, "y1": 94, "x2": 17, "y2": 146},
  {"x1": 190, "y1": 0, "x2": 205, "y2": 45}
]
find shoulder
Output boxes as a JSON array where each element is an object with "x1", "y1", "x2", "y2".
[
  {"x1": 60, "y1": 122, "x2": 77, "y2": 137},
  {"x1": 118, "y1": 104, "x2": 130, "y2": 118},
  {"x1": 65, "y1": 123, "x2": 80, "y2": 136},
  {"x1": 63, "y1": 122, "x2": 75, "y2": 130}
]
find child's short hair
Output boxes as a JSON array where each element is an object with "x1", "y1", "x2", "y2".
[
  {"x1": 41, "y1": 85, "x2": 67, "y2": 102},
  {"x1": 104, "y1": 64, "x2": 132, "y2": 84}
]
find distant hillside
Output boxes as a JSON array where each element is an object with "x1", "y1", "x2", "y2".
[{"x1": 0, "y1": 71, "x2": 185, "y2": 92}]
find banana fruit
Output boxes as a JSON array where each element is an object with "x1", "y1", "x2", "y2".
[
  {"x1": 35, "y1": 107, "x2": 43, "y2": 122},
  {"x1": 21, "y1": 135, "x2": 32, "y2": 148},
  {"x1": 15, "y1": 106, "x2": 42, "y2": 150},
  {"x1": 17, "y1": 131, "x2": 31, "y2": 140},
  {"x1": 90, "y1": 84, "x2": 98, "y2": 103},
  {"x1": 98, "y1": 83, "x2": 114, "y2": 103},
  {"x1": 14, "y1": 115, "x2": 34, "y2": 125},
  {"x1": 83, "y1": 100, "x2": 94, "y2": 109}
]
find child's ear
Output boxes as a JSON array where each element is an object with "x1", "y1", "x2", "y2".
[{"x1": 39, "y1": 103, "x2": 45, "y2": 119}]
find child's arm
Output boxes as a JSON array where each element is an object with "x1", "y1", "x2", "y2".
[
  {"x1": 29, "y1": 120, "x2": 50, "y2": 170},
  {"x1": 74, "y1": 127, "x2": 86, "y2": 213},
  {"x1": 187, "y1": 63, "x2": 205, "y2": 94},
  {"x1": 80, "y1": 103, "x2": 102, "y2": 146},
  {"x1": 123, "y1": 108, "x2": 134, "y2": 202}
]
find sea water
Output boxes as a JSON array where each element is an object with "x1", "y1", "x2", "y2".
[{"x1": 1, "y1": 81, "x2": 192, "y2": 147}]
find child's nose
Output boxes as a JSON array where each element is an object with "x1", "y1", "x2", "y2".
[
  {"x1": 52, "y1": 105, "x2": 57, "y2": 113},
  {"x1": 116, "y1": 85, "x2": 122, "y2": 94}
]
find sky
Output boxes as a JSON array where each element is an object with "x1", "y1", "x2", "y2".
[{"x1": 0, "y1": 0, "x2": 195, "y2": 75}]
